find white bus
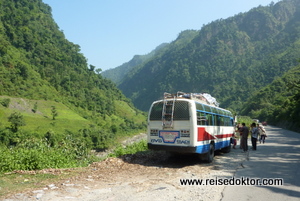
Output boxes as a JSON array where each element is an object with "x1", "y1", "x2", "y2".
[{"x1": 147, "y1": 92, "x2": 235, "y2": 162}]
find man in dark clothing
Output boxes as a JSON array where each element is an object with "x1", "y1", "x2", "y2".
[
  {"x1": 239, "y1": 123, "x2": 249, "y2": 152},
  {"x1": 250, "y1": 122, "x2": 258, "y2": 150}
]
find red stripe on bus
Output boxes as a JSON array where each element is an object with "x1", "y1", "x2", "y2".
[
  {"x1": 197, "y1": 128, "x2": 234, "y2": 141},
  {"x1": 216, "y1": 133, "x2": 234, "y2": 138},
  {"x1": 197, "y1": 127, "x2": 215, "y2": 141}
]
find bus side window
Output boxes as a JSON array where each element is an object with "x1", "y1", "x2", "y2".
[
  {"x1": 206, "y1": 113, "x2": 213, "y2": 125},
  {"x1": 225, "y1": 117, "x2": 231, "y2": 126},
  {"x1": 217, "y1": 115, "x2": 221, "y2": 126},
  {"x1": 226, "y1": 117, "x2": 230, "y2": 126},
  {"x1": 220, "y1": 116, "x2": 224, "y2": 126},
  {"x1": 197, "y1": 111, "x2": 206, "y2": 125},
  {"x1": 212, "y1": 114, "x2": 217, "y2": 126}
]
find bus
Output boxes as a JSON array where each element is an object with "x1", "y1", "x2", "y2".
[{"x1": 147, "y1": 92, "x2": 235, "y2": 162}]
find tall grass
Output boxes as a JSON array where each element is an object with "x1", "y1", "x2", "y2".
[{"x1": 0, "y1": 138, "x2": 97, "y2": 173}]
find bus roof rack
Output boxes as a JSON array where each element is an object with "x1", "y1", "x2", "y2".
[{"x1": 163, "y1": 91, "x2": 220, "y2": 107}]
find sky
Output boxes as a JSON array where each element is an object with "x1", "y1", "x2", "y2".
[{"x1": 42, "y1": 0, "x2": 276, "y2": 71}]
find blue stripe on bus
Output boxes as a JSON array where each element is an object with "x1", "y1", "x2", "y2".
[
  {"x1": 195, "y1": 140, "x2": 231, "y2": 154},
  {"x1": 215, "y1": 140, "x2": 231, "y2": 150},
  {"x1": 195, "y1": 144, "x2": 210, "y2": 153},
  {"x1": 196, "y1": 109, "x2": 232, "y2": 117}
]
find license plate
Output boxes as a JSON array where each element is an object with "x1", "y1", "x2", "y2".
[{"x1": 159, "y1": 131, "x2": 180, "y2": 143}]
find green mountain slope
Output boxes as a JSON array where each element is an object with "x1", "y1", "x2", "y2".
[
  {"x1": 240, "y1": 64, "x2": 300, "y2": 132},
  {"x1": 0, "y1": 0, "x2": 146, "y2": 150},
  {"x1": 0, "y1": 96, "x2": 89, "y2": 134},
  {"x1": 116, "y1": 0, "x2": 300, "y2": 113}
]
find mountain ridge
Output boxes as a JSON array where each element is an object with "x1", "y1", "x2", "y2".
[{"x1": 106, "y1": 0, "x2": 300, "y2": 113}]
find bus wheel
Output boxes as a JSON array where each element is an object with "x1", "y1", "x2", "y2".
[{"x1": 201, "y1": 143, "x2": 214, "y2": 163}]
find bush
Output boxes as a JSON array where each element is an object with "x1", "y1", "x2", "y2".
[
  {"x1": 8, "y1": 112, "x2": 26, "y2": 132},
  {"x1": 1, "y1": 98, "x2": 10, "y2": 107},
  {"x1": 32, "y1": 102, "x2": 38, "y2": 113},
  {"x1": 0, "y1": 138, "x2": 95, "y2": 173},
  {"x1": 108, "y1": 140, "x2": 148, "y2": 158}
]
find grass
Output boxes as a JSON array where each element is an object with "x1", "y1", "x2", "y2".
[
  {"x1": 0, "y1": 96, "x2": 91, "y2": 134},
  {"x1": 0, "y1": 96, "x2": 147, "y2": 135},
  {"x1": 114, "y1": 100, "x2": 147, "y2": 124}
]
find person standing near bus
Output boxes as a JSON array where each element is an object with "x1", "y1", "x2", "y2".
[
  {"x1": 250, "y1": 123, "x2": 258, "y2": 150},
  {"x1": 239, "y1": 123, "x2": 249, "y2": 152},
  {"x1": 236, "y1": 123, "x2": 243, "y2": 149},
  {"x1": 257, "y1": 123, "x2": 267, "y2": 143}
]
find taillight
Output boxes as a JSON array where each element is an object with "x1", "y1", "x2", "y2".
[
  {"x1": 180, "y1": 129, "x2": 190, "y2": 137},
  {"x1": 150, "y1": 129, "x2": 158, "y2": 136}
]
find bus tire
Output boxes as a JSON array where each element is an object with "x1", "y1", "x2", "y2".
[{"x1": 201, "y1": 143, "x2": 214, "y2": 163}]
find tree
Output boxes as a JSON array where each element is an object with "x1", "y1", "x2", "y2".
[
  {"x1": 95, "y1": 68, "x2": 102, "y2": 74},
  {"x1": 89, "y1": 65, "x2": 96, "y2": 72},
  {"x1": 8, "y1": 112, "x2": 26, "y2": 132},
  {"x1": 51, "y1": 106, "x2": 58, "y2": 120},
  {"x1": 32, "y1": 102, "x2": 38, "y2": 113}
]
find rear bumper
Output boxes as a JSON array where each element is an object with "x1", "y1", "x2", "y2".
[{"x1": 148, "y1": 143, "x2": 197, "y2": 153}]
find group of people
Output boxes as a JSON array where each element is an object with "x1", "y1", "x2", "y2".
[{"x1": 233, "y1": 122, "x2": 267, "y2": 152}]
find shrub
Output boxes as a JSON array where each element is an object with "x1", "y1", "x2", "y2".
[
  {"x1": 1, "y1": 98, "x2": 10, "y2": 107},
  {"x1": 51, "y1": 106, "x2": 58, "y2": 120},
  {"x1": 8, "y1": 112, "x2": 26, "y2": 132},
  {"x1": 108, "y1": 140, "x2": 147, "y2": 157},
  {"x1": 32, "y1": 102, "x2": 38, "y2": 113},
  {"x1": 0, "y1": 138, "x2": 95, "y2": 173}
]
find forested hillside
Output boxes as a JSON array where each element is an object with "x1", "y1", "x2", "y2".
[
  {"x1": 0, "y1": 0, "x2": 146, "y2": 172},
  {"x1": 0, "y1": 0, "x2": 121, "y2": 115},
  {"x1": 241, "y1": 63, "x2": 300, "y2": 132},
  {"x1": 113, "y1": 0, "x2": 300, "y2": 117}
]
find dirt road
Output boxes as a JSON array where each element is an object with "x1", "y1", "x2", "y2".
[
  {"x1": 222, "y1": 126, "x2": 300, "y2": 201},
  {"x1": 3, "y1": 136, "x2": 249, "y2": 201}
]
